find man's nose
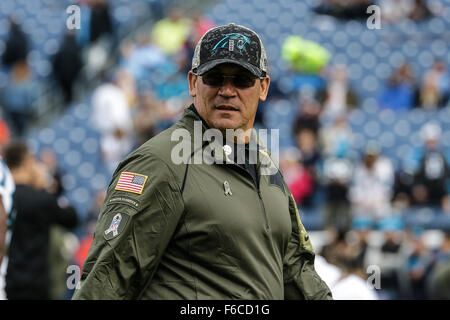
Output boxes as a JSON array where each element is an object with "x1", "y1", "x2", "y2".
[{"x1": 218, "y1": 78, "x2": 237, "y2": 97}]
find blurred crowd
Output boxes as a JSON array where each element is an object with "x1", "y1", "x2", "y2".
[
  {"x1": 279, "y1": 0, "x2": 449, "y2": 300},
  {"x1": 314, "y1": 0, "x2": 434, "y2": 22},
  {"x1": 0, "y1": 0, "x2": 449, "y2": 300},
  {"x1": 283, "y1": 60, "x2": 450, "y2": 218},
  {"x1": 314, "y1": 221, "x2": 450, "y2": 299}
]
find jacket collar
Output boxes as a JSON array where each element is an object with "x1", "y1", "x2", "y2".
[
  {"x1": 181, "y1": 104, "x2": 269, "y2": 151},
  {"x1": 179, "y1": 104, "x2": 279, "y2": 174}
]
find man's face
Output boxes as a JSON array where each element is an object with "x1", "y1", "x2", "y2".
[{"x1": 188, "y1": 63, "x2": 270, "y2": 133}]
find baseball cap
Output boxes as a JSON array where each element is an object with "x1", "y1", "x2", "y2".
[{"x1": 191, "y1": 23, "x2": 268, "y2": 78}]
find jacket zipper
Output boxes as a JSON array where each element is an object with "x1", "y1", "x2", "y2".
[
  {"x1": 255, "y1": 160, "x2": 269, "y2": 233},
  {"x1": 257, "y1": 189, "x2": 270, "y2": 232}
]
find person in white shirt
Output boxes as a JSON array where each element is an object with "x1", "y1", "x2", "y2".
[
  {"x1": 315, "y1": 231, "x2": 380, "y2": 300},
  {"x1": 349, "y1": 143, "x2": 394, "y2": 220},
  {"x1": 331, "y1": 272, "x2": 379, "y2": 300},
  {"x1": 91, "y1": 70, "x2": 135, "y2": 174}
]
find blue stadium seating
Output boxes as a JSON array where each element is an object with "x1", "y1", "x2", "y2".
[{"x1": 0, "y1": 0, "x2": 154, "y2": 83}]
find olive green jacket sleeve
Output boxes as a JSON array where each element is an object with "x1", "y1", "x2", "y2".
[
  {"x1": 72, "y1": 154, "x2": 184, "y2": 300},
  {"x1": 283, "y1": 194, "x2": 333, "y2": 300}
]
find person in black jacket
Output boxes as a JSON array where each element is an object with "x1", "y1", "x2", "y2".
[
  {"x1": 3, "y1": 141, "x2": 78, "y2": 300},
  {"x1": 51, "y1": 31, "x2": 83, "y2": 104},
  {"x1": 412, "y1": 123, "x2": 450, "y2": 210},
  {"x1": 1, "y1": 17, "x2": 28, "y2": 68},
  {"x1": 89, "y1": 0, "x2": 113, "y2": 44}
]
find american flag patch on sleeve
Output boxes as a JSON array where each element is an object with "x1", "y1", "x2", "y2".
[{"x1": 115, "y1": 172, "x2": 148, "y2": 194}]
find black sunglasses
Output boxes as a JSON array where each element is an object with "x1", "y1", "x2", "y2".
[{"x1": 197, "y1": 71, "x2": 261, "y2": 88}]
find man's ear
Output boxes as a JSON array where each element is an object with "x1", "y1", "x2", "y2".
[
  {"x1": 259, "y1": 75, "x2": 270, "y2": 102},
  {"x1": 188, "y1": 71, "x2": 197, "y2": 97}
]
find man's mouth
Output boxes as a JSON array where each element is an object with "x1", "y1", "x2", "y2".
[{"x1": 215, "y1": 105, "x2": 239, "y2": 111}]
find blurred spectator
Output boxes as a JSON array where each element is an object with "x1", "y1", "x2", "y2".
[
  {"x1": 408, "y1": 0, "x2": 433, "y2": 21},
  {"x1": 133, "y1": 92, "x2": 164, "y2": 147},
  {"x1": 0, "y1": 61, "x2": 40, "y2": 137},
  {"x1": 392, "y1": 168, "x2": 415, "y2": 209},
  {"x1": 320, "y1": 228, "x2": 348, "y2": 266},
  {"x1": 321, "y1": 155, "x2": 353, "y2": 232},
  {"x1": 293, "y1": 99, "x2": 321, "y2": 136},
  {"x1": 120, "y1": 33, "x2": 167, "y2": 82},
  {"x1": 91, "y1": 70, "x2": 135, "y2": 174},
  {"x1": 151, "y1": 7, "x2": 192, "y2": 56},
  {"x1": 295, "y1": 129, "x2": 321, "y2": 167},
  {"x1": 280, "y1": 148, "x2": 314, "y2": 206},
  {"x1": 85, "y1": 190, "x2": 105, "y2": 234},
  {"x1": 89, "y1": 0, "x2": 114, "y2": 44},
  {"x1": 373, "y1": 217, "x2": 407, "y2": 299},
  {"x1": 320, "y1": 113, "x2": 354, "y2": 158},
  {"x1": 49, "y1": 225, "x2": 79, "y2": 300},
  {"x1": 0, "y1": 120, "x2": 11, "y2": 150},
  {"x1": 378, "y1": 63, "x2": 416, "y2": 111},
  {"x1": 256, "y1": 80, "x2": 286, "y2": 128},
  {"x1": 403, "y1": 228, "x2": 435, "y2": 299},
  {"x1": 314, "y1": 0, "x2": 375, "y2": 20},
  {"x1": 37, "y1": 148, "x2": 77, "y2": 300},
  {"x1": 320, "y1": 113, "x2": 354, "y2": 228},
  {"x1": 319, "y1": 227, "x2": 378, "y2": 299},
  {"x1": 116, "y1": 68, "x2": 138, "y2": 107},
  {"x1": 281, "y1": 36, "x2": 330, "y2": 74},
  {"x1": 427, "y1": 230, "x2": 450, "y2": 299},
  {"x1": 178, "y1": 11, "x2": 216, "y2": 74},
  {"x1": 321, "y1": 222, "x2": 370, "y2": 269},
  {"x1": 347, "y1": 222, "x2": 371, "y2": 270},
  {"x1": 4, "y1": 141, "x2": 78, "y2": 300},
  {"x1": 78, "y1": 0, "x2": 115, "y2": 78},
  {"x1": 51, "y1": 31, "x2": 83, "y2": 105},
  {"x1": 73, "y1": 190, "x2": 105, "y2": 271},
  {"x1": 380, "y1": 0, "x2": 412, "y2": 23},
  {"x1": 419, "y1": 60, "x2": 449, "y2": 109},
  {"x1": 411, "y1": 123, "x2": 450, "y2": 211},
  {"x1": 294, "y1": 128, "x2": 321, "y2": 207},
  {"x1": 39, "y1": 148, "x2": 64, "y2": 197},
  {"x1": 318, "y1": 65, "x2": 359, "y2": 121},
  {"x1": 331, "y1": 260, "x2": 379, "y2": 299},
  {"x1": 280, "y1": 148, "x2": 304, "y2": 185},
  {"x1": 1, "y1": 18, "x2": 28, "y2": 68},
  {"x1": 189, "y1": 11, "x2": 215, "y2": 45},
  {"x1": 381, "y1": 0, "x2": 433, "y2": 23},
  {"x1": 68, "y1": 189, "x2": 105, "y2": 299},
  {"x1": 349, "y1": 144, "x2": 395, "y2": 220},
  {"x1": 314, "y1": 254, "x2": 343, "y2": 293}
]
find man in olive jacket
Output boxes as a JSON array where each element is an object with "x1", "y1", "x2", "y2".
[{"x1": 73, "y1": 23, "x2": 332, "y2": 300}]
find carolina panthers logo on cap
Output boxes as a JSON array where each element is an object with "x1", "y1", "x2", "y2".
[{"x1": 213, "y1": 33, "x2": 251, "y2": 54}]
